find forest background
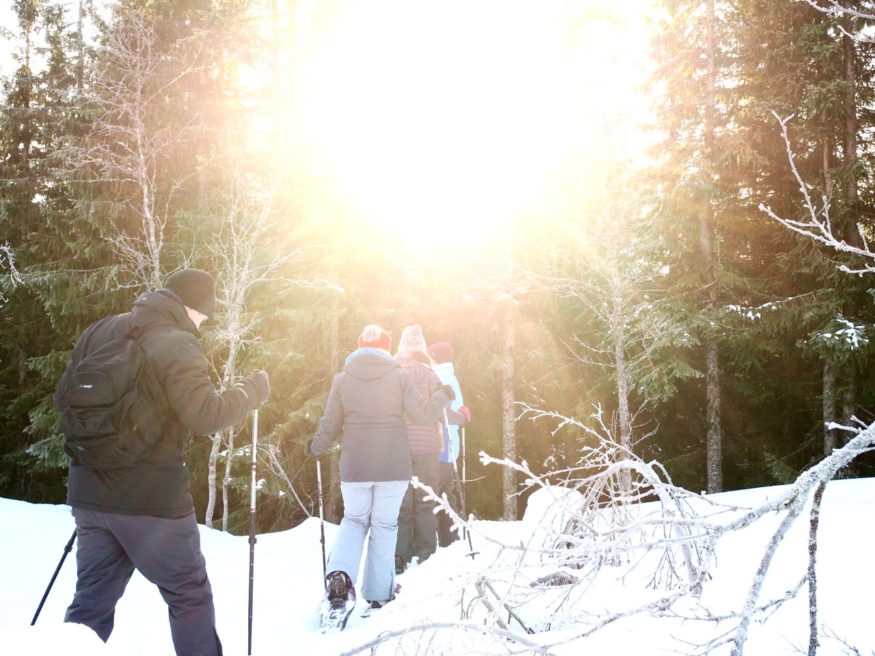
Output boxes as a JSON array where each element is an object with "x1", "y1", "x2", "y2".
[{"x1": 1, "y1": 0, "x2": 874, "y2": 535}]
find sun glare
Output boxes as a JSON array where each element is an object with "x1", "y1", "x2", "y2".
[{"x1": 287, "y1": 0, "x2": 653, "y2": 252}]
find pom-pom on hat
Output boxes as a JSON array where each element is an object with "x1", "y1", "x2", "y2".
[
  {"x1": 165, "y1": 268, "x2": 216, "y2": 318},
  {"x1": 358, "y1": 324, "x2": 392, "y2": 352},
  {"x1": 396, "y1": 324, "x2": 428, "y2": 355},
  {"x1": 428, "y1": 341, "x2": 454, "y2": 364}
]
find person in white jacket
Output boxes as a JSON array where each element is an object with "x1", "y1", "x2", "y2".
[{"x1": 428, "y1": 342, "x2": 471, "y2": 547}]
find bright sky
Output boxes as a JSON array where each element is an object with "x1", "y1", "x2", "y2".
[
  {"x1": 0, "y1": 4, "x2": 16, "y2": 74},
  {"x1": 0, "y1": 0, "x2": 657, "y2": 259},
  {"x1": 287, "y1": 0, "x2": 657, "y2": 251}
]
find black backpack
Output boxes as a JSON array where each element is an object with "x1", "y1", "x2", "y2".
[{"x1": 57, "y1": 325, "x2": 163, "y2": 468}]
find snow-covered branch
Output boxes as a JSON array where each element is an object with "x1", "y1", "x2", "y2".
[
  {"x1": 389, "y1": 406, "x2": 875, "y2": 655},
  {"x1": 759, "y1": 113, "x2": 875, "y2": 275},
  {"x1": 0, "y1": 242, "x2": 23, "y2": 307},
  {"x1": 801, "y1": 0, "x2": 875, "y2": 42}
]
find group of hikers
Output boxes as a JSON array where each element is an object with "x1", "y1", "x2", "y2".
[
  {"x1": 53, "y1": 268, "x2": 470, "y2": 655},
  {"x1": 309, "y1": 323, "x2": 470, "y2": 614}
]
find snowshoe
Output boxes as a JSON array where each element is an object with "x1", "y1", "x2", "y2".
[
  {"x1": 361, "y1": 583, "x2": 400, "y2": 618},
  {"x1": 318, "y1": 571, "x2": 357, "y2": 632}
]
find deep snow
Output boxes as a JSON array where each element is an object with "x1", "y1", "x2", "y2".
[{"x1": 1, "y1": 478, "x2": 873, "y2": 655}]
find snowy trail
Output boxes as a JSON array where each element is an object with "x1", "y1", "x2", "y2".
[{"x1": 2, "y1": 480, "x2": 874, "y2": 655}]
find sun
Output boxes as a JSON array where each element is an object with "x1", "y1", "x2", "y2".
[{"x1": 286, "y1": 0, "x2": 654, "y2": 253}]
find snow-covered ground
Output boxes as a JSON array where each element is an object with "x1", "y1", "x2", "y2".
[{"x1": 1, "y1": 478, "x2": 873, "y2": 655}]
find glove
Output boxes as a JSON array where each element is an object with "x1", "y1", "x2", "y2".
[
  {"x1": 438, "y1": 384, "x2": 456, "y2": 402},
  {"x1": 458, "y1": 405, "x2": 472, "y2": 423},
  {"x1": 243, "y1": 370, "x2": 270, "y2": 405}
]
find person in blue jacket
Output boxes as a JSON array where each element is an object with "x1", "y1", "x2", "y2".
[{"x1": 428, "y1": 341, "x2": 471, "y2": 546}]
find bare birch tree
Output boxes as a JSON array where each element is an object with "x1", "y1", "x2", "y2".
[
  {"x1": 527, "y1": 174, "x2": 693, "y2": 495},
  {"x1": 201, "y1": 171, "x2": 304, "y2": 530},
  {"x1": 58, "y1": 3, "x2": 205, "y2": 290},
  {"x1": 496, "y1": 294, "x2": 518, "y2": 521}
]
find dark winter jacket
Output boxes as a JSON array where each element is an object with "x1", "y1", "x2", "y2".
[
  {"x1": 58, "y1": 288, "x2": 260, "y2": 518},
  {"x1": 309, "y1": 348, "x2": 453, "y2": 482},
  {"x1": 394, "y1": 351, "x2": 445, "y2": 456}
]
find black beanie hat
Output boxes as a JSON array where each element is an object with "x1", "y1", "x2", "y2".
[{"x1": 164, "y1": 269, "x2": 216, "y2": 318}]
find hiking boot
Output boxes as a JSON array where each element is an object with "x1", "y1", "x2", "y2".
[
  {"x1": 365, "y1": 593, "x2": 395, "y2": 610},
  {"x1": 394, "y1": 556, "x2": 407, "y2": 574},
  {"x1": 326, "y1": 571, "x2": 351, "y2": 607}
]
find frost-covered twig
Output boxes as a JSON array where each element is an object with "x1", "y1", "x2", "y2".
[
  {"x1": 0, "y1": 242, "x2": 23, "y2": 307},
  {"x1": 760, "y1": 113, "x2": 875, "y2": 274},
  {"x1": 397, "y1": 409, "x2": 874, "y2": 654},
  {"x1": 801, "y1": 1, "x2": 875, "y2": 43},
  {"x1": 263, "y1": 441, "x2": 310, "y2": 518},
  {"x1": 338, "y1": 620, "x2": 560, "y2": 656}
]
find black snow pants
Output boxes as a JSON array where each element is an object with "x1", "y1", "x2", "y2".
[
  {"x1": 64, "y1": 507, "x2": 223, "y2": 656},
  {"x1": 395, "y1": 452, "x2": 440, "y2": 565},
  {"x1": 435, "y1": 461, "x2": 461, "y2": 547}
]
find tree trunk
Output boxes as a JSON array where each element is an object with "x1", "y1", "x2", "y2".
[
  {"x1": 501, "y1": 322, "x2": 517, "y2": 520},
  {"x1": 211, "y1": 295, "x2": 242, "y2": 529},
  {"x1": 222, "y1": 427, "x2": 235, "y2": 532},
  {"x1": 807, "y1": 482, "x2": 826, "y2": 656},
  {"x1": 702, "y1": 0, "x2": 723, "y2": 494},
  {"x1": 841, "y1": 381, "x2": 855, "y2": 430},
  {"x1": 610, "y1": 272, "x2": 633, "y2": 495},
  {"x1": 842, "y1": 29, "x2": 859, "y2": 247},
  {"x1": 76, "y1": 0, "x2": 85, "y2": 92},
  {"x1": 822, "y1": 360, "x2": 836, "y2": 456},
  {"x1": 838, "y1": 26, "x2": 859, "y2": 440},
  {"x1": 821, "y1": 116, "x2": 833, "y2": 198},
  {"x1": 705, "y1": 345, "x2": 722, "y2": 492},
  {"x1": 205, "y1": 433, "x2": 220, "y2": 528}
]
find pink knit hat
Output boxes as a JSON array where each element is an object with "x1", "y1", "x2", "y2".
[{"x1": 396, "y1": 324, "x2": 428, "y2": 355}]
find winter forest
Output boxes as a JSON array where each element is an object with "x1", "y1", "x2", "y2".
[{"x1": 2, "y1": 0, "x2": 875, "y2": 653}]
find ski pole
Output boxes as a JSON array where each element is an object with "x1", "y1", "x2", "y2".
[
  {"x1": 31, "y1": 529, "x2": 76, "y2": 625},
  {"x1": 452, "y1": 423, "x2": 476, "y2": 558},
  {"x1": 453, "y1": 457, "x2": 477, "y2": 558},
  {"x1": 316, "y1": 458, "x2": 327, "y2": 587},
  {"x1": 444, "y1": 410, "x2": 475, "y2": 557},
  {"x1": 247, "y1": 408, "x2": 258, "y2": 656},
  {"x1": 461, "y1": 425, "x2": 467, "y2": 495}
]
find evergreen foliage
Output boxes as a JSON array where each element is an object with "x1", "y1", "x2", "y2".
[{"x1": 0, "y1": 0, "x2": 873, "y2": 532}]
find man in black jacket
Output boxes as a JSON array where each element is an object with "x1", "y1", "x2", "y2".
[{"x1": 56, "y1": 269, "x2": 269, "y2": 656}]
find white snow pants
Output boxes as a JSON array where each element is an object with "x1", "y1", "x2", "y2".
[{"x1": 326, "y1": 480, "x2": 408, "y2": 603}]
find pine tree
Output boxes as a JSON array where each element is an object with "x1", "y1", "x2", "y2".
[{"x1": 0, "y1": 0, "x2": 100, "y2": 499}]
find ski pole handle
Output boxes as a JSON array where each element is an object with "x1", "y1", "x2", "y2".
[{"x1": 250, "y1": 409, "x2": 258, "y2": 510}]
